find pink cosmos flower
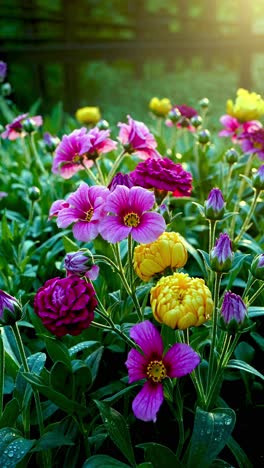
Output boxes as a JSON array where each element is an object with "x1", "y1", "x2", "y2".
[
  {"x1": 99, "y1": 185, "x2": 166, "y2": 243},
  {"x1": 85, "y1": 126, "x2": 117, "y2": 158},
  {"x1": 125, "y1": 320, "x2": 200, "y2": 422},
  {"x1": 239, "y1": 127, "x2": 264, "y2": 160},
  {"x1": 218, "y1": 115, "x2": 262, "y2": 143},
  {"x1": 48, "y1": 200, "x2": 70, "y2": 219},
  {"x1": 118, "y1": 115, "x2": 161, "y2": 159},
  {"x1": 1, "y1": 113, "x2": 43, "y2": 140},
  {"x1": 130, "y1": 157, "x2": 193, "y2": 197},
  {"x1": 50, "y1": 183, "x2": 110, "y2": 242}
]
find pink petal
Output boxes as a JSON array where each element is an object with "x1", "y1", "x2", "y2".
[
  {"x1": 132, "y1": 380, "x2": 164, "y2": 422},
  {"x1": 132, "y1": 212, "x2": 166, "y2": 243},
  {"x1": 128, "y1": 186, "x2": 155, "y2": 213},
  {"x1": 130, "y1": 320, "x2": 163, "y2": 359},
  {"x1": 99, "y1": 216, "x2": 131, "y2": 243},
  {"x1": 72, "y1": 221, "x2": 99, "y2": 242},
  {"x1": 57, "y1": 208, "x2": 81, "y2": 228},
  {"x1": 105, "y1": 185, "x2": 129, "y2": 215},
  {"x1": 163, "y1": 343, "x2": 200, "y2": 378},
  {"x1": 125, "y1": 348, "x2": 149, "y2": 383}
]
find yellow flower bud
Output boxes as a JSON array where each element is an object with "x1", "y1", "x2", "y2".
[
  {"x1": 75, "y1": 106, "x2": 101, "y2": 125},
  {"x1": 133, "y1": 232, "x2": 188, "y2": 282},
  {"x1": 149, "y1": 97, "x2": 172, "y2": 117},
  {"x1": 226, "y1": 88, "x2": 264, "y2": 122},
  {"x1": 150, "y1": 272, "x2": 213, "y2": 330}
]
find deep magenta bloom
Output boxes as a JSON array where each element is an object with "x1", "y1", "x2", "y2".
[
  {"x1": 130, "y1": 157, "x2": 192, "y2": 197},
  {"x1": 52, "y1": 128, "x2": 93, "y2": 179},
  {"x1": 219, "y1": 115, "x2": 262, "y2": 143},
  {"x1": 125, "y1": 320, "x2": 200, "y2": 422},
  {"x1": 1, "y1": 113, "x2": 43, "y2": 140},
  {"x1": 118, "y1": 115, "x2": 161, "y2": 159},
  {"x1": 166, "y1": 104, "x2": 198, "y2": 131},
  {"x1": 108, "y1": 172, "x2": 135, "y2": 191},
  {"x1": 175, "y1": 104, "x2": 198, "y2": 120},
  {"x1": 221, "y1": 292, "x2": 247, "y2": 325},
  {"x1": 85, "y1": 126, "x2": 117, "y2": 157},
  {"x1": 99, "y1": 185, "x2": 166, "y2": 243},
  {"x1": 239, "y1": 127, "x2": 264, "y2": 160},
  {"x1": 0, "y1": 61, "x2": 7, "y2": 82},
  {"x1": 205, "y1": 188, "x2": 225, "y2": 220},
  {"x1": 34, "y1": 276, "x2": 97, "y2": 337},
  {"x1": 52, "y1": 183, "x2": 109, "y2": 242},
  {"x1": 0, "y1": 289, "x2": 22, "y2": 325},
  {"x1": 210, "y1": 233, "x2": 233, "y2": 272},
  {"x1": 64, "y1": 251, "x2": 99, "y2": 281}
]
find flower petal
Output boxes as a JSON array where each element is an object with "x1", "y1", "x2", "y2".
[
  {"x1": 128, "y1": 186, "x2": 155, "y2": 213},
  {"x1": 105, "y1": 185, "x2": 129, "y2": 215},
  {"x1": 72, "y1": 221, "x2": 99, "y2": 242},
  {"x1": 132, "y1": 380, "x2": 163, "y2": 422},
  {"x1": 125, "y1": 348, "x2": 149, "y2": 383},
  {"x1": 99, "y1": 216, "x2": 131, "y2": 243},
  {"x1": 163, "y1": 343, "x2": 200, "y2": 378},
  {"x1": 132, "y1": 212, "x2": 166, "y2": 243},
  {"x1": 130, "y1": 320, "x2": 163, "y2": 359}
]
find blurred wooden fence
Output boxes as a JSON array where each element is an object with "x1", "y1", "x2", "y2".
[{"x1": 0, "y1": 0, "x2": 263, "y2": 111}]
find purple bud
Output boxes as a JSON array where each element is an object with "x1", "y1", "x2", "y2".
[
  {"x1": 64, "y1": 251, "x2": 99, "y2": 280},
  {"x1": 0, "y1": 61, "x2": 7, "y2": 83},
  {"x1": 251, "y1": 253, "x2": 264, "y2": 280},
  {"x1": 108, "y1": 172, "x2": 134, "y2": 191},
  {"x1": 220, "y1": 291, "x2": 247, "y2": 333},
  {"x1": 43, "y1": 132, "x2": 60, "y2": 152},
  {"x1": 252, "y1": 165, "x2": 264, "y2": 191},
  {"x1": 0, "y1": 289, "x2": 22, "y2": 326},
  {"x1": 205, "y1": 188, "x2": 225, "y2": 220},
  {"x1": 210, "y1": 233, "x2": 233, "y2": 272},
  {"x1": 168, "y1": 108, "x2": 181, "y2": 123}
]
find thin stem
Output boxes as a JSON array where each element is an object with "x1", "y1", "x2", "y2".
[
  {"x1": 174, "y1": 383, "x2": 185, "y2": 459},
  {"x1": 0, "y1": 332, "x2": 4, "y2": 419},
  {"x1": 29, "y1": 134, "x2": 47, "y2": 175},
  {"x1": 80, "y1": 161, "x2": 98, "y2": 185},
  {"x1": 224, "y1": 164, "x2": 234, "y2": 199},
  {"x1": 234, "y1": 189, "x2": 260, "y2": 244},
  {"x1": 242, "y1": 271, "x2": 257, "y2": 300},
  {"x1": 247, "y1": 282, "x2": 264, "y2": 306},
  {"x1": 21, "y1": 137, "x2": 31, "y2": 167},
  {"x1": 106, "y1": 149, "x2": 126, "y2": 185},
  {"x1": 94, "y1": 159, "x2": 106, "y2": 185},
  {"x1": 208, "y1": 220, "x2": 216, "y2": 253},
  {"x1": 206, "y1": 273, "x2": 222, "y2": 396}
]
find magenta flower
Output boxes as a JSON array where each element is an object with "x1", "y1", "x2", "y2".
[
  {"x1": 34, "y1": 276, "x2": 97, "y2": 337},
  {"x1": 52, "y1": 128, "x2": 93, "y2": 179},
  {"x1": 125, "y1": 320, "x2": 200, "y2": 422},
  {"x1": 85, "y1": 126, "x2": 117, "y2": 158},
  {"x1": 118, "y1": 115, "x2": 161, "y2": 159},
  {"x1": 64, "y1": 251, "x2": 99, "y2": 281},
  {"x1": 219, "y1": 115, "x2": 262, "y2": 143},
  {"x1": 0, "y1": 61, "x2": 7, "y2": 82},
  {"x1": 99, "y1": 185, "x2": 166, "y2": 243},
  {"x1": 1, "y1": 113, "x2": 43, "y2": 140},
  {"x1": 52, "y1": 183, "x2": 109, "y2": 242},
  {"x1": 108, "y1": 172, "x2": 135, "y2": 191},
  {"x1": 239, "y1": 127, "x2": 264, "y2": 160},
  {"x1": 130, "y1": 157, "x2": 193, "y2": 197}
]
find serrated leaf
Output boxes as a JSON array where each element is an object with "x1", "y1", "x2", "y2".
[
  {"x1": 83, "y1": 455, "x2": 130, "y2": 468},
  {"x1": 226, "y1": 359, "x2": 264, "y2": 380},
  {"x1": 94, "y1": 400, "x2": 136, "y2": 466}
]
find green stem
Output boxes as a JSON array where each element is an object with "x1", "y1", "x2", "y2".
[
  {"x1": 29, "y1": 134, "x2": 47, "y2": 175},
  {"x1": 95, "y1": 307, "x2": 140, "y2": 350},
  {"x1": 206, "y1": 273, "x2": 222, "y2": 396},
  {"x1": 0, "y1": 332, "x2": 4, "y2": 419},
  {"x1": 242, "y1": 271, "x2": 257, "y2": 300},
  {"x1": 81, "y1": 161, "x2": 98, "y2": 185},
  {"x1": 208, "y1": 220, "x2": 216, "y2": 253},
  {"x1": 21, "y1": 137, "x2": 31, "y2": 168},
  {"x1": 94, "y1": 159, "x2": 106, "y2": 185},
  {"x1": 247, "y1": 282, "x2": 264, "y2": 306},
  {"x1": 174, "y1": 383, "x2": 185, "y2": 459},
  {"x1": 224, "y1": 164, "x2": 234, "y2": 199},
  {"x1": 127, "y1": 234, "x2": 134, "y2": 292},
  {"x1": 234, "y1": 189, "x2": 260, "y2": 245},
  {"x1": 106, "y1": 149, "x2": 126, "y2": 185}
]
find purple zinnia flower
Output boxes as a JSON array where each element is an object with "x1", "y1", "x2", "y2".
[
  {"x1": 0, "y1": 61, "x2": 7, "y2": 82},
  {"x1": 51, "y1": 183, "x2": 109, "y2": 242},
  {"x1": 210, "y1": 233, "x2": 233, "y2": 272},
  {"x1": 64, "y1": 251, "x2": 99, "y2": 281},
  {"x1": 99, "y1": 185, "x2": 166, "y2": 244},
  {"x1": 130, "y1": 157, "x2": 193, "y2": 197},
  {"x1": 118, "y1": 115, "x2": 161, "y2": 159},
  {"x1": 125, "y1": 320, "x2": 200, "y2": 422},
  {"x1": 108, "y1": 172, "x2": 135, "y2": 191},
  {"x1": 221, "y1": 292, "x2": 247, "y2": 331},
  {"x1": 85, "y1": 126, "x2": 117, "y2": 158},
  {"x1": 0, "y1": 289, "x2": 22, "y2": 326},
  {"x1": 239, "y1": 127, "x2": 264, "y2": 160},
  {"x1": 205, "y1": 188, "x2": 225, "y2": 220},
  {"x1": 1, "y1": 113, "x2": 43, "y2": 140},
  {"x1": 34, "y1": 276, "x2": 97, "y2": 337}
]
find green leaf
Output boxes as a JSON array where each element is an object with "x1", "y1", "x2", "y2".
[
  {"x1": 184, "y1": 240, "x2": 207, "y2": 276},
  {"x1": 94, "y1": 400, "x2": 136, "y2": 466},
  {"x1": 226, "y1": 436, "x2": 253, "y2": 468},
  {"x1": 69, "y1": 341, "x2": 99, "y2": 356},
  {"x1": 83, "y1": 455, "x2": 131, "y2": 468},
  {"x1": 15, "y1": 352, "x2": 46, "y2": 410},
  {"x1": 248, "y1": 306, "x2": 264, "y2": 317},
  {"x1": 186, "y1": 406, "x2": 236, "y2": 468},
  {"x1": 62, "y1": 235, "x2": 80, "y2": 253},
  {"x1": 31, "y1": 429, "x2": 74, "y2": 452},
  {"x1": 250, "y1": 331, "x2": 264, "y2": 351},
  {"x1": 234, "y1": 342, "x2": 255, "y2": 363},
  {"x1": 0, "y1": 399, "x2": 20, "y2": 429},
  {"x1": 85, "y1": 346, "x2": 104, "y2": 383},
  {"x1": 226, "y1": 359, "x2": 264, "y2": 381},
  {"x1": 45, "y1": 337, "x2": 72, "y2": 371},
  {"x1": 137, "y1": 443, "x2": 181, "y2": 468},
  {"x1": 0, "y1": 427, "x2": 35, "y2": 467},
  {"x1": 1, "y1": 213, "x2": 13, "y2": 241}
]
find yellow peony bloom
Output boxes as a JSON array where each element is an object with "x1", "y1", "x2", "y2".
[
  {"x1": 75, "y1": 106, "x2": 101, "y2": 125},
  {"x1": 133, "y1": 232, "x2": 188, "y2": 282},
  {"x1": 149, "y1": 97, "x2": 172, "y2": 117},
  {"x1": 226, "y1": 88, "x2": 264, "y2": 122},
  {"x1": 150, "y1": 272, "x2": 213, "y2": 330}
]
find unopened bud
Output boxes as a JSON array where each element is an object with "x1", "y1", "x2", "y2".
[
  {"x1": 97, "y1": 119, "x2": 109, "y2": 130},
  {"x1": 168, "y1": 108, "x2": 181, "y2": 123},
  {"x1": 22, "y1": 118, "x2": 37, "y2": 133},
  {"x1": 0, "y1": 290, "x2": 22, "y2": 326},
  {"x1": 225, "y1": 148, "x2": 239, "y2": 165},
  {"x1": 205, "y1": 188, "x2": 225, "y2": 220},
  {"x1": 197, "y1": 129, "x2": 210, "y2": 144},
  {"x1": 28, "y1": 186, "x2": 41, "y2": 202},
  {"x1": 210, "y1": 233, "x2": 233, "y2": 273},
  {"x1": 1, "y1": 82, "x2": 12, "y2": 97},
  {"x1": 190, "y1": 115, "x2": 203, "y2": 128},
  {"x1": 251, "y1": 253, "x2": 264, "y2": 280},
  {"x1": 252, "y1": 165, "x2": 264, "y2": 191},
  {"x1": 199, "y1": 97, "x2": 210, "y2": 109}
]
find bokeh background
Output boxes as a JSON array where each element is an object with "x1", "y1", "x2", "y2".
[{"x1": 1, "y1": 0, "x2": 264, "y2": 125}]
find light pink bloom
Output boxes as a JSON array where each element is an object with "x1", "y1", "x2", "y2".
[
  {"x1": 48, "y1": 200, "x2": 70, "y2": 219},
  {"x1": 51, "y1": 183, "x2": 110, "y2": 242},
  {"x1": 1, "y1": 113, "x2": 43, "y2": 140},
  {"x1": 218, "y1": 115, "x2": 262, "y2": 143},
  {"x1": 85, "y1": 126, "x2": 117, "y2": 157},
  {"x1": 118, "y1": 115, "x2": 161, "y2": 159},
  {"x1": 99, "y1": 185, "x2": 166, "y2": 243}
]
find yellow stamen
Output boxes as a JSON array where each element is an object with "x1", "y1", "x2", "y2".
[
  {"x1": 146, "y1": 360, "x2": 167, "y2": 383},
  {"x1": 85, "y1": 208, "x2": 94, "y2": 222},
  {"x1": 124, "y1": 212, "x2": 140, "y2": 227}
]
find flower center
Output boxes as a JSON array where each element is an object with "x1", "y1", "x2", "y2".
[
  {"x1": 73, "y1": 154, "x2": 81, "y2": 163},
  {"x1": 85, "y1": 208, "x2": 94, "y2": 222},
  {"x1": 124, "y1": 212, "x2": 140, "y2": 227},
  {"x1": 146, "y1": 360, "x2": 167, "y2": 383}
]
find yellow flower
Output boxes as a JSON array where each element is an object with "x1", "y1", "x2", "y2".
[
  {"x1": 75, "y1": 106, "x2": 101, "y2": 125},
  {"x1": 133, "y1": 232, "x2": 188, "y2": 282},
  {"x1": 149, "y1": 97, "x2": 172, "y2": 117},
  {"x1": 150, "y1": 272, "x2": 213, "y2": 330},
  {"x1": 226, "y1": 88, "x2": 264, "y2": 122}
]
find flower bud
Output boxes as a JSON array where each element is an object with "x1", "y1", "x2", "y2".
[
  {"x1": 220, "y1": 291, "x2": 247, "y2": 334},
  {"x1": 190, "y1": 115, "x2": 203, "y2": 128},
  {"x1": 1, "y1": 82, "x2": 12, "y2": 97},
  {"x1": 22, "y1": 118, "x2": 38, "y2": 134},
  {"x1": 108, "y1": 172, "x2": 134, "y2": 191},
  {"x1": 197, "y1": 129, "x2": 211, "y2": 144},
  {"x1": 28, "y1": 186, "x2": 41, "y2": 202},
  {"x1": 0, "y1": 61, "x2": 7, "y2": 83},
  {"x1": 167, "y1": 108, "x2": 181, "y2": 123},
  {"x1": 210, "y1": 233, "x2": 233, "y2": 273},
  {"x1": 97, "y1": 119, "x2": 109, "y2": 130},
  {"x1": 0, "y1": 290, "x2": 22, "y2": 326},
  {"x1": 252, "y1": 165, "x2": 264, "y2": 191},
  {"x1": 43, "y1": 132, "x2": 60, "y2": 152},
  {"x1": 251, "y1": 253, "x2": 264, "y2": 280},
  {"x1": 204, "y1": 188, "x2": 225, "y2": 220},
  {"x1": 180, "y1": 116, "x2": 191, "y2": 128},
  {"x1": 64, "y1": 251, "x2": 99, "y2": 280},
  {"x1": 199, "y1": 97, "x2": 210, "y2": 109},
  {"x1": 225, "y1": 148, "x2": 239, "y2": 165}
]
